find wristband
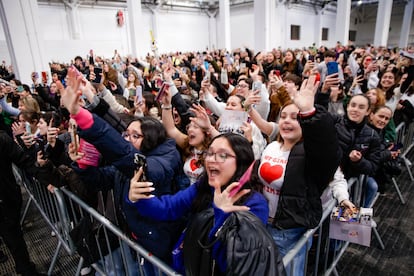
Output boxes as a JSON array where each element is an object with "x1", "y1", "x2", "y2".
[
  {"x1": 298, "y1": 107, "x2": 316, "y2": 118},
  {"x1": 161, "y1": 104, "x2": 172, "y2": 110}
]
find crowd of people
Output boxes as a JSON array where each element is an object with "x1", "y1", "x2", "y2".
[{"x1": 0, "y1": 42, "x2": 413, "y2": 275}]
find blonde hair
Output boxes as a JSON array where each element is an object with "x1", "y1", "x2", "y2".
[{"x1": 19, "y1": 97, "x2": 40, "y2": 113}]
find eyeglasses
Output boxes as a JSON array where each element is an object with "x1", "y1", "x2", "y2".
[
  {"x1": 203, "y1": 150, "x2": 236, "y2": 163},
  {"x1": 122, "y1": 131, "x2": 144, "y2": 141},
  {"x1": 236, "y1": 84, "x2": 249, "y2": 89}
]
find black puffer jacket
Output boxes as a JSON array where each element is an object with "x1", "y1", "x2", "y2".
[
  {"x1": 273, "y1": 105, "x2": 341, "y2": 230},
  {"x1": 333, "y1": 115, "x2": 382, "y2": 179}
]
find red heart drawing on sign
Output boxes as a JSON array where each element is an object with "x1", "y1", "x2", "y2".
[{"x1": 260, "y1": 163, "x2": 283, "y2": 183}]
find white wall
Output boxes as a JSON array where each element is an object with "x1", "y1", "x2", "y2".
[
  {"x1": 0, "y1": 1, "x2": 413, "y2": 68},
  {"x1": 230, "y1": 6, "x2": 254, "y2": 51}
]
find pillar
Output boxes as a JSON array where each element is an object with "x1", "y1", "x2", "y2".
[
  {"x1": 0, "y1": 0, "x2": 48, "y2": 85},
  {"x1": 218, "y1": 0, "x2": 231, "y2": 50},
  {"x1": 373, "y1": 0, "x2": 393, "y2": 46},
  {"x1": 399, "y1": 0, "x2": 413, "y2": 48},
  {"x1": 335, "y1": 0, "x2": 351, "y2": 46}
]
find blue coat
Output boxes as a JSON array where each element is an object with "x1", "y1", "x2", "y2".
[{"x1": 75, "y1": 114, "x2": 186, "y2": 261}]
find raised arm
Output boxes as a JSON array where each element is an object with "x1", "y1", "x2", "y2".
[{"x1": 161, "y1": 85, "x2": 188, "y2": 150}]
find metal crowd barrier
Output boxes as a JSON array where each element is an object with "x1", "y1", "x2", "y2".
[
  {"x1": 282, "y1": 177, "x2": 359, "y2": 276},
  {"x1": 398, "y1": 121, "x2": 414, "y2": 182},
  {"x1": 13, "y1": 164, "x2": 180, "y2": 276},
  {"x1": 57, "y1": 186, "x2": 180, "y2": 276},
  {"x1": 12, "y1": 164, "x2": 77, "y2": 275}
]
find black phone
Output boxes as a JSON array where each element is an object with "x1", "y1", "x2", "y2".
[
  {"x1": 391, "y1": 143, "x2": 403, "y2": 151},
  {"x1": 93, "y1": 68, "x2": 103, "y2": 84},
  {"x1": 134, "y1": 153, "x2": 147, "y2": 181}
]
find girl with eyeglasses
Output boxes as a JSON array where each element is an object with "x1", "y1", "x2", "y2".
[{"x1": 127, "y1": 132, "x2": 283, "y2": 275}]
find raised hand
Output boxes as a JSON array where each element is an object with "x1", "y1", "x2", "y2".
[
  {"x1": 292, "y1": 74, "x2": 319, "y2": 112},
  {"x1": 60, "y1": 67, "x2": 83, "y2": 115},
  {"x1": 213, "y1": 182, "x2": 250, "y2": 213}
]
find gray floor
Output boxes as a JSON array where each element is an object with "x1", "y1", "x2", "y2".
[
  {"x1": 0, "y1": 193, "x2": 79, "y2": 275},
  {"x1": 1, "y1": 152, "x2": 414, "y2": 275}
]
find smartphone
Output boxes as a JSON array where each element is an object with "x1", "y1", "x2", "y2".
[
  {"x1": 308, "y1": 55, "x2": 315, "y2": 62},
  {"x1": 252, "y1": 81, "x2": 261, "y2": 93},
  {"x1": 134, "y1": 153, "x2": 147, "y2": 182},
  {"x1": 93, "y1": 67, "x2": 103, "y2": 84},
  {"x1": 327, "y1": 61, "x2": 339, "y2": 76},
  {"x1": 314, "y1": 73, "x2": 321, "y2": 84},
  {"x1": 135, "y1": 85, "x2": 143, "y2": 104},
  {"x1": 155, "y1": 82, "x2": 170, "y2": 103},
  {"x1": 203, "y1": 71, "x2": 211, "y2": 81},
  {"x1": 228, "y1": 161, "x2": 255, "y2": 197},
  {"x1": 70, "y1": 122, "x2": 79, "y2": 153},
  {"x1": 41, "y1": 71, "x2": 48, "y2": 83},
  {"x1": 274, "y1": 70, "x2": 281, "y2": 77},
  {"x1": 25, "y1": 122, "x2": 31, "y2": 134},
  {"x1": 391, "y1": 143, "x2": 403, "y2": 151}
]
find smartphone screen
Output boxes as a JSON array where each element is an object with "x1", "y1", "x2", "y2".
[
  {"x1": 70, "y1": 123, "x2": 79, "y2": 153},
  {"x1": 252, "y1": 81, "x2": 261, "y2": 93},
  {"x1": 136, "y1": 85, "x2": 143, "y2": 104},
  {"x1": 25, "y1": 122, "x2": 31, "y2": 134},
  {"x1": 203, "y1": 71, "x2": 211, "y2": 81}
]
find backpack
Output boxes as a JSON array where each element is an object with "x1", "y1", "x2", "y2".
[{"x1": 183, "y1": 208, "x2": 285, "y2": 276}]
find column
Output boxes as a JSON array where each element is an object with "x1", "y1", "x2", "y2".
[
  {"x1": 399, "y1": 0, "x2": 413, "y2": 48},
  {"x1": 335, "y1": 0, "x2": 351, "y2": 45},
  {"x1": 127, "y1": 0, "x2": 146, "y2": 58},
  {"x1": 273, "y1": 2, "x2": 287, "y2": 49},
  {"x1": 0, "y1": 0, "x2": 48, "y2": 85},
  {"x1": 314, "y1": 11, "x2": 322, "y2": 47},
  {"x1": 373, "y1": 0, "x2": 393, "y2": 46},
  {"x1": 218, "y1": 0, "x2": 231, "y2": 50},
  {"x1": 207, "y1": 11, "x2": 218, "y2": 50},
  {"x1": 63, "y1": 0, "x2": 81, "y2": 40},
  {"x1": 254, "y1": 0, "x2": 271, "y2": 51}
]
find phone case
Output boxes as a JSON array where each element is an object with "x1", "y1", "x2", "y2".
[
  {"x1": 155, "y1": 82, "x2": 169, "y2": 102},
  {"x1": 253, "y1": 81, "x2": 261, "y2": 93},
  {"x1": 228, "y1": 161, "x2": 255, "y2": 197},
  {"x1": 327, "y1": 61, "x2": 339, "y2": 75}
]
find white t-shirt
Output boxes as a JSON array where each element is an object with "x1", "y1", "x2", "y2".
[
  {"x1": 259, "y1": 141, "x2": 290, "y2": 218},
  {"x1": 183, "y1": 150, "x2": 205, "y2": 185}
]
